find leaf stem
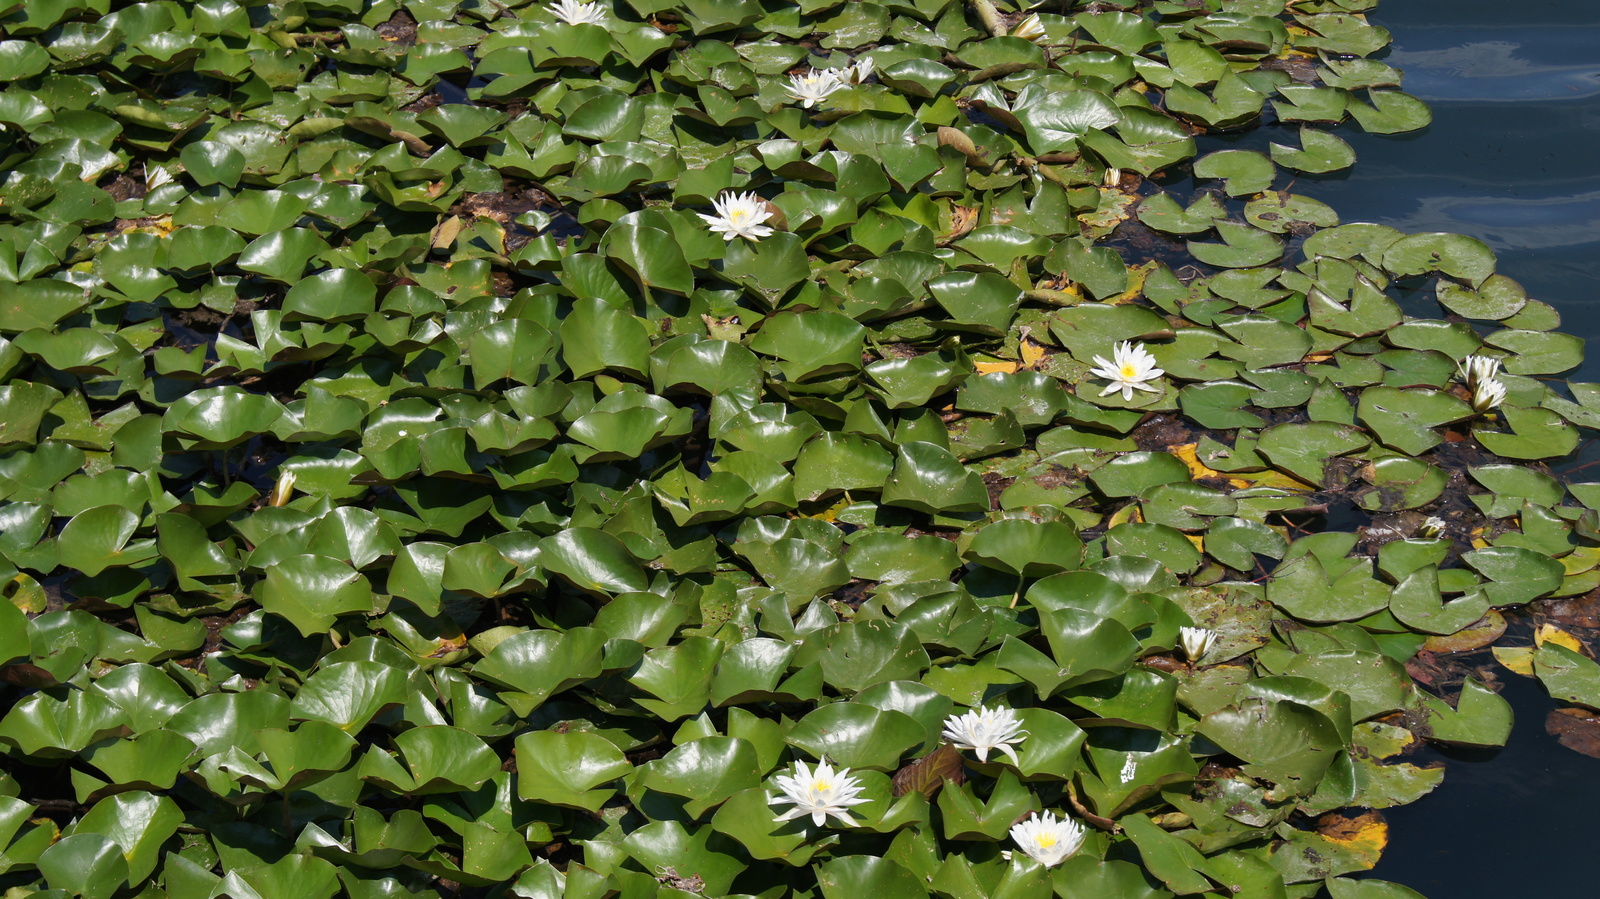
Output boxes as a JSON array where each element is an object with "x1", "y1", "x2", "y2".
[{"x1": 969, "y1": 0, "x2": 1008, "y2": 37}]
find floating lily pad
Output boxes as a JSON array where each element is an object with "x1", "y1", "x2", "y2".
[
  {"x1": 0, "y1": 4, "x2": 1586, "y2": 897},
  {"x1": 1383, "y1": 232, "x2": 1496, "y2": 287},
  {"x1": 1356, "y1": 387, "x2": 1471, "y2": 456}
]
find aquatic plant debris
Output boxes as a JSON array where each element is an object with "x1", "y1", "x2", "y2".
[{"x1": 0, "y1": 0, "x2": 1593, "y2": 896}]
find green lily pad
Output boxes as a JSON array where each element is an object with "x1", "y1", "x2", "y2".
[
  {"x1": 1356, "y1": 386, "x2": 1472, "y2": 456},
  {"x1": 1090, "y1": 451, "x2": 1193, "y2": 498},
  {"x1": 1256, "y1": 421, "x2": 1371, "y2": 485},
  {"x1": 1382, "y1": 232, "x2": 1496, "y2": 287},
  {"x1": 1270, "y1": 127, "x2": 1356, "y2": 173},
  {"x1": 964, "y1": 518, "x2": 1085, "y2": 577},
  {"x1": 1461, "y1": 545, "x2": 1564, "y2": 606},
  {"x1": 1420, "y1": 677, "x2": 1511, "y2": 748},
  {"x1": 515, "y1": 730, "x2": 632, "y2": 813},
  {"x1": 1388, "y1": 566, "x2": 1488, "y2": 636},
  {"x1": 1188, "y1": 222, "x2": 1284, "y2": 269},
  {"x1": 1348, "y1": 90, "x2": 1432, "y2": 134},
  {"x1": 882, "y1": 442, "x2": 990, "y2": 514},
  {"x1": 1436, "y1": 274, "x2": 1526, "y2": 321},
  {"x1": 1484, "y1": 329, "x2": 1585, "y2": 375},
  {"x1": 787, "y1": 702, "x2": 926, "y2": 771},
  {"x1": 1193, "y1": 150, "x2": 1275, "y2": 197},
  {"x1": 1267, "y1": 554, "x2": 1389, "y2": 623},
  {"x1": 1474, "y1": 405, "x2": 1579, "y2": 460}
]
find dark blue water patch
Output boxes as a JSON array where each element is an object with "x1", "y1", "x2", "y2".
[
  {"x1": 1369, "y1": 0, "x2": 1598, "y2": 28},
  {"x1": 1369, "y1": 670, "x2": 1600, "y2": 896},
  {"x1": 1214, "y1": 0, "x2": 1600, "y2": 380},
  {"x1": 1383, "y1": 26, "x2": 1600, "y2": 103},
  {"x1": 1264, "y1": 0, "x2": 1600, "y2": 894}
]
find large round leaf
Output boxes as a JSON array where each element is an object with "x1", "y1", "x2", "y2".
[
  {"x1": 38, "y1": 833, "x2": 129, "y2": 899},
  {"x1": 964, "y1": 518, "x2": 1084, "y2": 577},
  {"x1": 817, "y1": 855, "x2": 930, "y2": 899},
  {"x1": 515, "y1": 729, "x2": 633, "y2": 813},
  {"x1": 634, "y1": 736, "x2": 762, "y2": 817},
  {"x1": 538, "y1": 528, "x2": 648, "y2": 596},
  {"x1": 881, "y1": 441, "x2": 990, "y2": 514},
  {"x1": 256, "y1": 554, "x2": 375, "y2": 637},
  {"x1": 290, "y1": 661, "x2": 408, "y2": 733},
  {"x1": 787, "y1": 703, "x2": 927, "y2": 771}
]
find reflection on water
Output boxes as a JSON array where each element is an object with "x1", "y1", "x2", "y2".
[
  {"x1": 1388, "y1": 29, "x2": 1600, "y2": 101},
  {"x1": 1381, "y1": 190, "x2": 1600, "y2": 252},
  {"x1": 1253, "y1": 0, "x2": 1600, "y2": 380}
]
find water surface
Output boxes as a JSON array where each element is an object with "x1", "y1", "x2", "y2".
[
  {"x1": 1298, "y1": 0, "x2": 1600, "y2": 893},
  {"x1": 1286, "y1": 0, "x2": 1600, "y2": 377}
]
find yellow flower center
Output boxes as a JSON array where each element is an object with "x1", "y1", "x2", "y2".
[
  {"x1": 730, "y1": 210, "x2": 747, "y2": 222},
  {"x1": 812, "y1": 780, "x2": 832, "y2": 793},
  {"x1": 1120, "y1": 364, "x2": 1139, "y2": 378},
  {"x1": 1035, "y1": 833, "x2": 1057, "y2": 849}
]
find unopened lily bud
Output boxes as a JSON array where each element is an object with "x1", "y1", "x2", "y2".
[{"x1": 269, "y1": 470, "x2": 297, "y2": 507}]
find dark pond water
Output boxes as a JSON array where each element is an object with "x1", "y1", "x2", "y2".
[
  {"x1": 1274, "y1": 0, "x2": 1600, "y2": 894},
  {"x1": 1285, "y1": 0, "x2": 1600, "y2": 378}
]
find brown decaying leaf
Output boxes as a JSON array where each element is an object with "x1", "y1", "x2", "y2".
[
  {"x1": 939, "y1": 204, "x2": 980, "y2": 246},
  {"x1": 1316, "y1": 808, "x2": 1388, "y2": 857},
  {"x1": 1546, "y1": 707, "x2": 1600, "y2": 758},
  {"x1": 891, "y1": 743, "x2": 966, "y2": 798},
  {"x1": 1538, "y1": 589, "x2": 1600, "y2": 631},
  {"x1": 654, "y1": 867, "x2": 704, "y2": 892},
  {"x1": 936, "y1": 127, "x2": 985, "y2": 164}
]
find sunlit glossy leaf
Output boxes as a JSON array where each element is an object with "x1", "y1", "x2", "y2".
[{"x1": 516, "y1": 729, "x2": 633, "y2": 813}]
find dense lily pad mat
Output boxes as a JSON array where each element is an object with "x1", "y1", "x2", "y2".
[{"x1": 0, "y1": 0, "x2": 1596, "y2": 896}]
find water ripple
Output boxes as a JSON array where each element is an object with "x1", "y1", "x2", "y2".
[
  {"x1": 1382, "y1": 190, "x2": 1600, "y2": 250},
  {"x1": 1388, "y1": 26, "x2": 1600, "y2": 101}
]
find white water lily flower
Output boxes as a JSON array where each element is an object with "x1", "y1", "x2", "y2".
[
  {"x1": 1419, "y1": 516, "x2": 1448, "y2": 538},
  {"x1": 1458, "y1": 353, "x2": 1501, "y2": 387},
  {"x1": 697, "y1": 191, "x2": 775, "y2": 242},
  {"x1": 1011, "y1": 13, "x2": 1048, "y2": 43},
  {"x1": 1009, "y1": 811, "x2": 1086, "y2": 868},
  {"x1": 1179, "y1": 626, "x2": 1216, "y2": 662},
  {"x1": 770, "y1": 760, "x2": 869, "y2": 827},
  {"x1": 146, "y1": 163, "x2": 176, "y2": 191},
  {"x1": 551, "y1": 0, "x2": 607, "y2": 24},
  {"x1": 1472, "y1": 376, "x2": 1507, "y2": 412},
  {"x1": 942, "y1": 705, "x2": 1028, "y2": 765},
  {"x1": 845, "y1": 56, "x2": 875, "y2": 84},
  {"x1": 786, "y1": 68, "x2": 845, "y2": 108},
  {"x1": 1089, "y1": 341, "x2": 1165, "y2": 400}
]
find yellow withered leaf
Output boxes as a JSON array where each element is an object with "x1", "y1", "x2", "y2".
[
  {"x1": 1535, "y1": 624, "x2": 1584, "y2": 653},
  {"x1": 1170, "y1": 443, "x2": 1225, "y2": 481},
  {"x1": 1019, "y1": 338, "x2": 1047, "y2": 370},
  {"x1": 975, "y1": 359, "x2": 1020, "y2": 374},
  {"x1": 1107, "y1": 502, "x2": 1143, "y2": 528},
  {"x1": 1561, "y1": 544, "x2": 1600, "y2": 575},
  {"x1": 1321, "y1": 810, "x2": 1388, "y2": 861},
  {"x1": 1109, "y1": 260, "x2": 1158, "y2": 304},
  {"x1": 1492, "y1": 645, "x2": 1535, "y2": 677}
]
